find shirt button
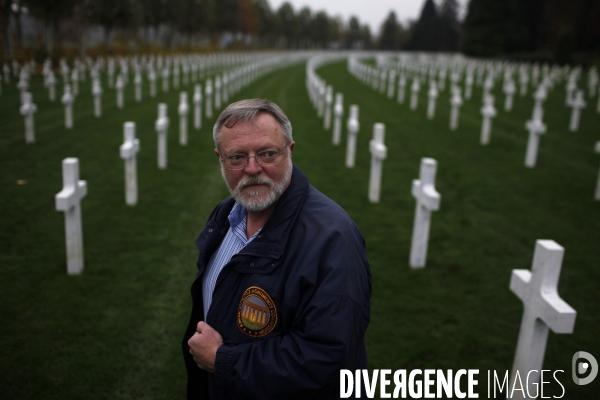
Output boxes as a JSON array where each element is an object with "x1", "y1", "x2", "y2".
[
  {"x1": 208, "y1": 229, "x2": 213, "y2": 232},
  {"x1": 250, "y1": 262, "x2": 254, "y2": 266}
]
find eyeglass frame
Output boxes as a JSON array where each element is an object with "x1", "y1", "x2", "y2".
[{"x1": 219, "y1": 144, "x2": 290, "y2": 170}]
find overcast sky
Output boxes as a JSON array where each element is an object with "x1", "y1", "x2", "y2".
[{"x1": 268, "y1": 0, "x2": 469, "y2": 36}]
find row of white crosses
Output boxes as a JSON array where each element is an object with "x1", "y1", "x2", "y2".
[
  {"x1": 353, "y1": 52, "x2": 599, "y2": 131},
  {"x1": 18, "y1": 51, "x2": 307, "y2": 142},
  {"x1": 365, "y1": 58, "x2": 588, "y2": 398},
  {"x1": 350, "y1": 54, "x2": 600, "y2": 180},
  {"x1": 54, "y1": 122, "x2": 140, "y2": 274},
  {"x1": 316, "y1": 56, "x2": 443, "y2": 269},
  {"x1": 350, "y1": 55, "x2": 582, "y2": 396},
  {"x1": 52, "y1": 53, "x2": 311, "y2": 276}
]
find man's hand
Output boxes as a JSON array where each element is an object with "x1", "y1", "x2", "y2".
[{"x1": 188, "y1": 321, "x2": 224, "y2": 373}]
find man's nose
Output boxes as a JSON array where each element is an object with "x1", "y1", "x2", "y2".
[{"x1": 243, "y1": 155, "x2": 263, "y2": 174}]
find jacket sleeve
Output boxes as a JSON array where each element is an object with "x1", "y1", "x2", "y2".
[{"x1": 213, "y1": 227, "x2": 371, "y2": 399}]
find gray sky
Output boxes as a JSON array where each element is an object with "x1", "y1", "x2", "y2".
[{"x1": 268, "y1": 0, "x2": 469, "y2": 36}]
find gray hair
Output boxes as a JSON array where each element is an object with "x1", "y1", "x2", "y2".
[{"x1": 213, "y1": 99, "x2": 293, "y2": 150}]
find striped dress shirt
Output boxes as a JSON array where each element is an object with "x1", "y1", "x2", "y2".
[{"x1": 202, "y1": 202, "x2": 261, "y2": 321}]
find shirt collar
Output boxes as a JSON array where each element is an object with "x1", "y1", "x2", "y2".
[
  {"x1": 228, "y1": 202, "x2": 262, "y2": 242},
  {"x1": 228, "y1": 202, "x2": 247, "y2": 229}
]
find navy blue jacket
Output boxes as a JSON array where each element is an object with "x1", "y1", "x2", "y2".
[{"x1": 183, "y1": 165, "x2": 371, "y2": 399}]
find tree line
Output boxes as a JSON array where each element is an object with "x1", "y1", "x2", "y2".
[
  {"x1": 1, "y1": 0, "x2": 376, "y2": 59},
  {"x1": 461, "y1": 0, "x2": 600, "y2": 64},
  {"x1": 1, "y1": 0, "x2": 597, "y2": 64}
]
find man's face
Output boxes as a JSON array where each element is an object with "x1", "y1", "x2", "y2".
[{"x1": 215, "y1": 112, "x2": 295, "y2": 212}]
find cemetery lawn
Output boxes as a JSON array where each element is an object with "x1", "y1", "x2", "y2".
[{"x1": 1, "y1": 58, "x2": 599, "y2": 399}]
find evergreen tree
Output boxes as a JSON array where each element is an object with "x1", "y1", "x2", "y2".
[
  {"x1": 361, "y1": 24, "x2": 373, "y2": 49},
  {"x1": 405, "y1": 0, "x2": 439, "y2": 51},
  {"x1": 312, "y1": 11, "x2": 328, "y2": 48},
  {"x1": 438, "y1": 0, "x2": 459, "y2": 51},
  {"x1": 345, "y1": 16, "x2": 361, "y2": 49},
  {"x1": 297, "y1": 6, "x2": 312, "y2": 47},
  {"x1": 461, "y1": 0, "x2": 529, "y2": 56},
  {"x1": 379, "y1": 11, "x2": 400, "y2": 50},
  {"x1": 275, "y1": 2, "x2": 297, "y2": 47}
]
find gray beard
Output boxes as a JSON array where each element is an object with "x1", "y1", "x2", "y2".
[{"x1": 222, "y1": 157, "x2": 293, "y2": 212}]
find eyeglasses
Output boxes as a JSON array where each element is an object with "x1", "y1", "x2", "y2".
[{"x1": 220, "y1": 146, "x2": 288, "y2": 170}]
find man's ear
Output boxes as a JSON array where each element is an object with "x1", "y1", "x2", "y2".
[
  {"x1": 288, "y1": 141, "x2": 295, "y2": 153},
  {"x1": 214, "y1": 149, "x2": 221, "y2": 158}
]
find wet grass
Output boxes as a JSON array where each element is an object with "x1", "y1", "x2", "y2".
[{"x1": 1, "y1": 57, "x2": 599, "y2": 399}]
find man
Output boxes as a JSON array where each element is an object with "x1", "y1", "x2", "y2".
[{"x1": 183, "y1": 99, "x2": 371, "y2": 399}]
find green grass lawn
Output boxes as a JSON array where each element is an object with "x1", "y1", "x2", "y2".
[{"x1": 1, "y1": 57, "x2": 599, "y2": 399}]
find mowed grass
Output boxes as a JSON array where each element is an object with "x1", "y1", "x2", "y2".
[{"x1": 0, "y1": 57, "x2": 599, "y2": 399}]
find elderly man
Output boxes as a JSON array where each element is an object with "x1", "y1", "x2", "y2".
[{"x1": 183, "y1": 99, "x2": 371, "y2": 399}]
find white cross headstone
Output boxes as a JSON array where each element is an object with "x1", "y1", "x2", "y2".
[
  {"x1": 178, "y1": 92, "x2": 189, "y2": 145},
  {"x1": 595, "y1": 142, "x2": 600, "y2": 201},
  {"x1": 332, "y1": 93, "x2": 344, "y2": 145},
  {"x1": 47, "y1": 72, "x2": 56, "y2": 101},
  {"x1": 17, "y1": 73, "x2": 29, "y2": 104},
  {"x1": 317, "y1": 83, "x2": 326, "y2": 117},
  {"x1": 55, "y1": 158, "x2": 87, "y2": 275},
  {"x1": 162, "y1": 67, "x2": 170, "y2": 93},
  {"x1": 222, "y1": 73, "x2": 229, "y2": 103},
  {"x1": 464, "y1": 71, "x2": 474, "y2": 100},
  {"x1": 565, "y1": 78, "x2": 577, "y2": 106},
  {"x1": 71, "y1": 69, "x2": 79, "y2": 96},
  {"x1": 438, "y1": 68, "x2": 447, "y2": 92},
  {"x1": 346, "y1": 105, "x2": 360, "y2": 168},
  {"x1": 92, "y1": 79, "x2": 102, "y2": 118},
  {"x1": 379, "y1": 70, "x2": 387, "y2": 94},
  {"x1": 134, "y1": 71, "x2": 142, "y2": 102},
  {"x1": 62, "y1": 84, "x2": 75, "y2": 129},
  {"x1": 155, "y1": 103, "x2": 170, "y2": 169},
  {"x1": 504, "y1": 79, "x2": 516, "y2": 111},
  {"x1": 449, "y1": 86, "x2": 463, "y2": 131},
  {"x1": 107, "y1": 63, "x2": 115, "y2": 88},
  {"x1": 214, "y1": 75, "x2": 222, "y2": 110},
  {"x1": 426, "y1": 80, "x2": 438, "y2": 120},
  {"x1": 482, "y1": 76, "x2": 494, "y2": 102},
  {"x1": 182, "y1": 63, "x2": 189, "y2": 86},
  {"x1": 480, "y1": 95, "x2": 497, "y2": 145},
  {"x1": 116, "y1": 75, "x2": 124, "y2": 109},
  {"x1": 409, "y1": 158, "x2": 441, "y2": 268},
  {"x1": 410, "y1": 78, "x2": 420, "y2": 111},
  {"x1": 3, "y1": 63, "x2": 10, "y2": 84},
  {"x1": 193, "y1": 84, "x2": 203, "y2": 130},
  {"x1": 368, "y1": 123, "x2": 387, "y2": 203},
  {"x1": 568, "y1": 90, "x2": 586, "y2": 132},
  {"x1": 532, "y1": 85, "x2": 547, "y2": 116},
  {"x1": 205, "y1": 78, "x2": 213, "y2": 118},
  {"x1": 387, "y1": 70, "x2": 396, "y2": 99},
  {"x1": 173, "y1": 64, "x2": 180, "y2": 89},
  {"x1": 508, "y1": 240, "x2": 576, "y2": 400},
  {"x1": 519, "y1": 71, "x2": 529, "y2": 97},
  {"x1": 524, "y1": 105, "x2": 547, "y2": 168},
  {"x1": 397, "y1": 73, "x2": 406, "y2": 104},
  {"x1": 20, "y1": 92, "x2": 37, "y2": 144},
  {"x1": 120, "y1": 122, "x2": 140, "y2": 205},
  {"x1": 324, "y1": 85, "x2": 333, "y2": 130},
  {"x1": 148, "y1": 69, "x2": 157, "y2": 98}
]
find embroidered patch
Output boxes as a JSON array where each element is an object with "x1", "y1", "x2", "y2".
[{"x1": 237, "y1": 286, "x2": 277, "y2": 337}]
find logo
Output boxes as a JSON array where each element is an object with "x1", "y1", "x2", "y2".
[
  {"x1": 572, "y1": 351, "x2": 598, "y2": 385},
  {"x1": 237, "y1": 286, "x2": 277, "y2": 337}
]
